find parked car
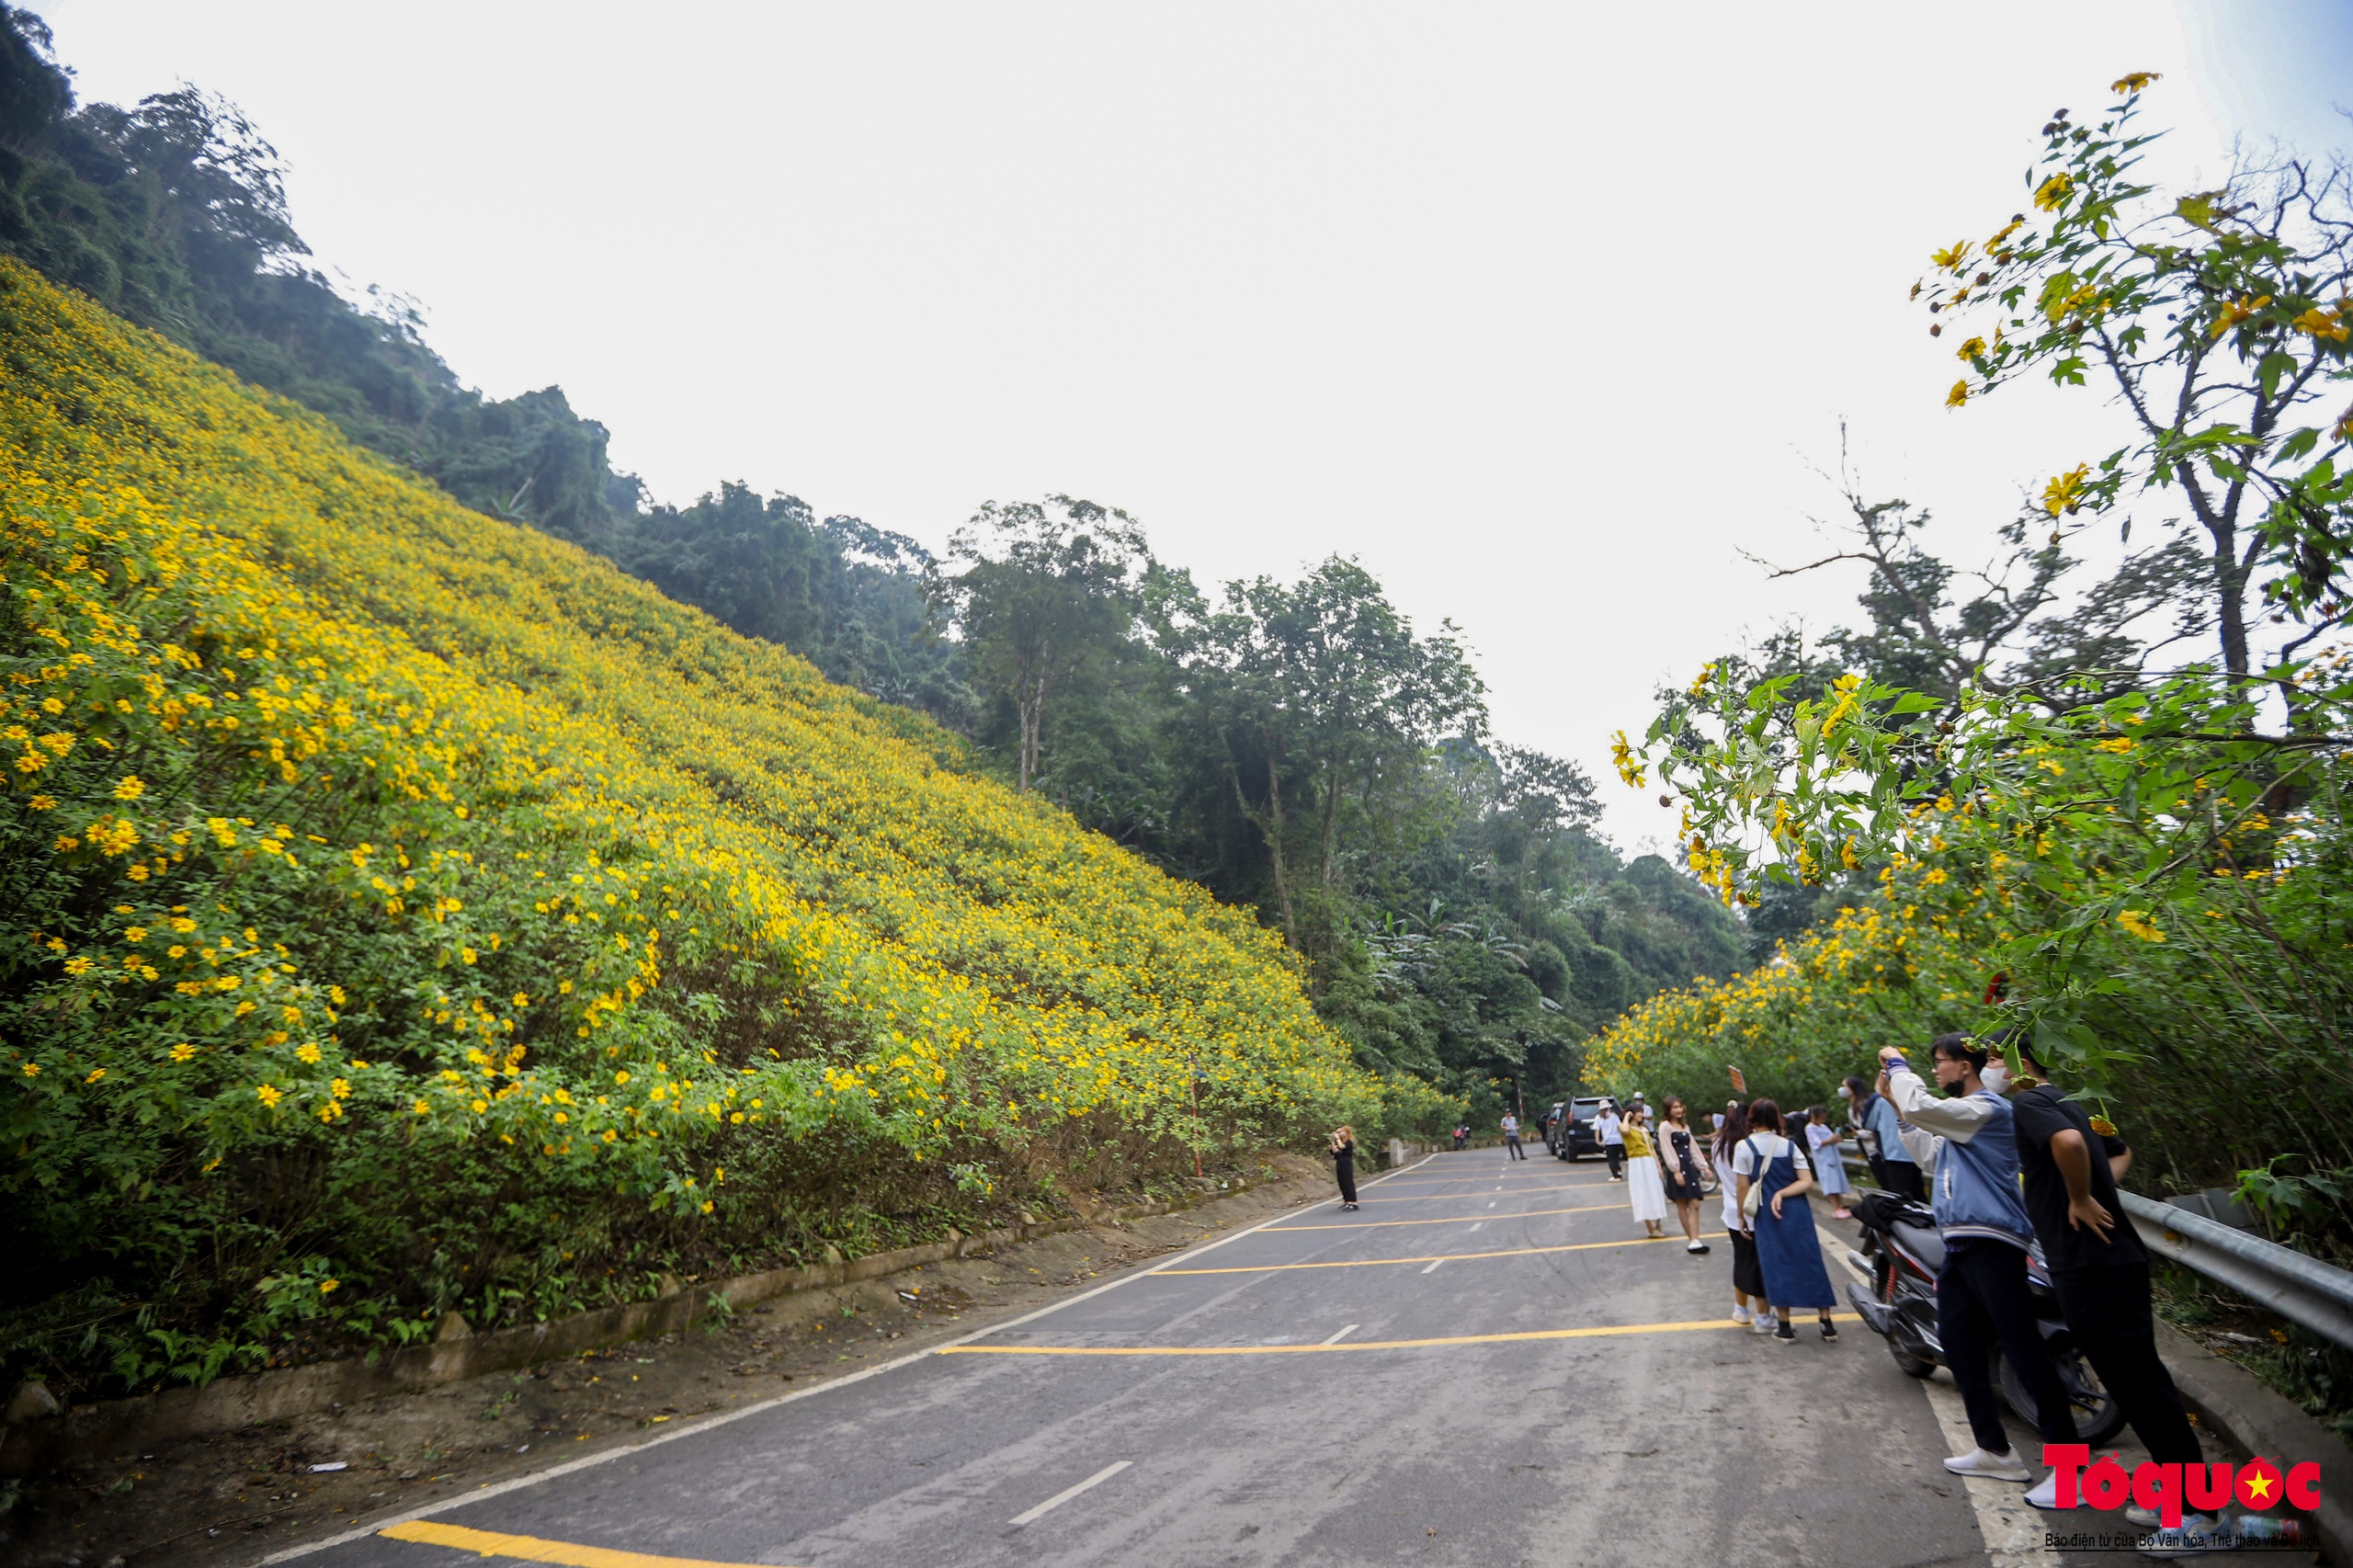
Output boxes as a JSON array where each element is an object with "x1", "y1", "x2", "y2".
[
  {"x1": 1558, "y1": 1096, "x2": 1620, "y2": 1161},
  {"x1": 1540, "y1": 1101, "x2": 1568, "y2": 1154}
]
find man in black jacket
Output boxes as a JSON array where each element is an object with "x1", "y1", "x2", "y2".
[{"x1": 2005, "y1": 1043, "x2": 2204, "y2": 1515}]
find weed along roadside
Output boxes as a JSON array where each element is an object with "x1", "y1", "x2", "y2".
[{"x1": 0, "y1": 1158, "x2": 1334, "y2": 1567}]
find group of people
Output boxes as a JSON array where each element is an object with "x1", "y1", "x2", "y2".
[
  {"x1": 1639, "y1": 1036, "x2": 2208, "y2": 1540},
  {"x1": 1334, "y1": 1038, "x2": 2208, "y2": 1536},
  {"x1": 1874, "y1": 1035, "x2": 2205, "y2": 1528},
  {"x1": 1597, "y1": 1096, "x2": 1717, "y2": 1253}
]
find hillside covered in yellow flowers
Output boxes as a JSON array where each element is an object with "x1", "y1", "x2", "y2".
[{"x1": 0, "y1": 259, "x2": 1436, "y2": 1395}]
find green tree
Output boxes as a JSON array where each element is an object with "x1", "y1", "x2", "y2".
[
  {"x1": 1921, "y1": 73, "x2": 2353, "y2": 683},
  {"x1": 1174, "y1": 558, "x2": 1485, "y2": 966},
  {"x1": 938, "y1": 496, "x2": 1152, "y2": 793}
]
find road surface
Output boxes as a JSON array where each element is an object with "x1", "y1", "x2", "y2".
[{"x1": 265, "y1": 1149, "x2": 2198, "y2": 1568}]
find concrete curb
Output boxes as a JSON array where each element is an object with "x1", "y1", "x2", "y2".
[
  {"x1": 0, "y1": 1181, "x2": 1267, "y2": 1475},
  {"x1": 2156, "y1": 1318, "x2": 2353, "y2": 1560}
]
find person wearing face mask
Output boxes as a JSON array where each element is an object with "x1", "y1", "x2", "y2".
[
  {"x1": 1881, "y1": 1036, "x2": 2077, "y2": 1493},
  {"x1": 1858, "y1": 1067, "x2": 1924, "y2": 1200}
]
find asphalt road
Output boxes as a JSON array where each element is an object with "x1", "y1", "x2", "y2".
[{"x1": 267, "y1": 1150, "x2": 2181, "y2": 1568}]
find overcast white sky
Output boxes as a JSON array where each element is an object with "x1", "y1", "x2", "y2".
[{"x1": 32, "y1": 1, "x2": 2353, "y2": 851}]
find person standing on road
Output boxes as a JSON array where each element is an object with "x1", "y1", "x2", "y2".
[
  {"x1": 1881, "y1": 1039, "x2": 2077, "y2": 1487},
  {"x1": 1328, "y1": 1125, "x2": 1359, "y2": 1211},
  {"x1": 1712, "y1": 1101, "x2": 1767, "y2": 1328},
  {"x1": 1596, "y1": 1101, "x2": 1625, "y2": 1180},
  {"x1": 1806, "y1": 1104, "x2": 1854, "y2": 1221},
  {"x1": 1500, "y1": 1110, "x2": 1526, "y2": 1161},
  {"x1": 1621, "y1": 1104, "x2": 1667, "y2": 1237},
  {"x1": 1732, "y1": 1098, "x2": 1839, "y2": 1344},
  {"x1": 1657, "y1": 1096, "x2": 1711, "y2": 1255},
  {"x1": 1859, "y1": 1067, "x2": 1924, "y2": 1200},
  {"x1": 2005, "y1": 1042, "x2": 2208, "y2": 1519}
]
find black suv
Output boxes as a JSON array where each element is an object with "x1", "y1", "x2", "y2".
[
  {"x1": 1557, "y1": 1096, "x2": 1620, "y2": 1161},
  {"x1": 1539, "y1": 1101, "x2": 1568, "y2": 1155}
]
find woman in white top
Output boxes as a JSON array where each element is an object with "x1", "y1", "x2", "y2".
[
  {"x1": 1620, "y1": 1104, "x2": 1668, "y2": 1236},
  {"x1": 1711, "y1": 1100, "x2": 1767, "y2": 1327},
  {"x1": 1733, "y1": 1097, "x2": 1839, "y2": 1344}
]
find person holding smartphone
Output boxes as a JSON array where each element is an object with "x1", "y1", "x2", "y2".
[
  {"x1": 1881, "y1": 1038, "x2": 2076, "y2": 1488},
  {"x1": 1328, "y1": 1125, "x2": 1358, "y2": 1211}
]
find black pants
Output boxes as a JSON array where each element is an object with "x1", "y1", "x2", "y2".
[
  {"x1": 1335, "y1": 1153, "x2": 1356, "y2": 1204},
  {"x1": 1730, "y1": 1229, "x2": 1765, "y2": 1298},
  {"x1": 1604, "y1": 1143, "x2": 1623, "y2": 1177},
  {"x1": 1872, "y1": 1158, "x2": 1924, "y2": 1200},
  {"x1": 1939, "y1": 1239, "x2": 2078, "y2": 1454},
  {"x1": 1505, "y1": 1135, "x2": 1525, "y2": 1160},
  {"x1": 2052, "y1": 1263, "x2": 2201, "y2": 1467}
]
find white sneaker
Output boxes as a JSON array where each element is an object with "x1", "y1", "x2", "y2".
[
  {"x1": 2026, "y1": 1470, "x2": 2058, "y2": 1508},
  {"x1": 2126, "y1": 1495, "x2": 2202, "y2": 1529},
  {"x1": 1944, "y1": 1448, "x2": 2031, "y2": 1482},
  {"x1": 1750, "y1": 1312, "x2": 1776, "y2": 1335},
  {"x1": 1731, "y1": 1305, "x2": 1752, "y2": 1324}
]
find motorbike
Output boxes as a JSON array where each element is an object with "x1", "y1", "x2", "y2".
[{"x1": 1844, "y1": 1189, "x2": 2127, "y2": 1446}]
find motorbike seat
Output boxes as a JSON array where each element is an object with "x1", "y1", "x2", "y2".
[{"x1": 1891, "y1": 1220, "x2": 1945, "y2": 1275}]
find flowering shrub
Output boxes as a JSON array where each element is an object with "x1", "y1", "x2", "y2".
[
  {"x1": 1604, "y1": 656, "x2": 2353, "y2": 1210},
  {"x1": 1584, "y1": 901, "x2": 1980, "y2": 1119},
  {"x1": 0, "y1": 260, "x2": 1440, "y2": 1395}
]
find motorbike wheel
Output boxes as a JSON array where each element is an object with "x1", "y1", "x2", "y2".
[
  {"x1": 1887, "y1": 1340, "x2": 1938, "y2": 1379},
  {"x1": 1999, "y1": 1347, "x2": 2127, "y2": 1448}
]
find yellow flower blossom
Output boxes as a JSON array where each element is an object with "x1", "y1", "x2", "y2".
[{"x1": 2041, "y1": 463, "x2": 2090, "y2": 517}]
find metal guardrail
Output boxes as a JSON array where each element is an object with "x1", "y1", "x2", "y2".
[
  {"x1": 1839, "y1": 1150, "x2": 2353, "y2": 1350},
  {"x1": 2120, "y1": 1192, "x2": 2353, "y2": 1350}
]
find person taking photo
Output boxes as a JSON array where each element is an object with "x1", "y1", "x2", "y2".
[
  {"x1": 1881, "y1": 1037, "x2": 2077, "y2": 1491},
  {"x1": 1858, "y1": 1068, "x2": 1924, "y2": 1200},
  {"x1": 1328, "y1": 1125, "x2": 1358, "y2": 1211}
]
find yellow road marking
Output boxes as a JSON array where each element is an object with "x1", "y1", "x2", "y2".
[
  {"x1": 1143, "y1": 1231, "x2": 1728, "y2": 1275},
  {"x1": 939, "y1": 1312, "x2": 1861, "y2": 1358},
  {"x1": 379, "y1": 1519, "x2": 786, "y2": 1567},
  {"x1": 1354, "y1": 1178, "x2": 1621, "y2": 1198},
  {"x1": 1266, "y1": 1200, "x2": 1626, "y2": 1231}
]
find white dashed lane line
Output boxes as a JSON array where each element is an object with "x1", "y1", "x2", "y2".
[{"x1": 1008, "y1": 1460, "x2": 1131, "y2": 1527}]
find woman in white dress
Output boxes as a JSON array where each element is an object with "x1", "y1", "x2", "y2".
[
  {"x1": 1804, "y1": 1102, "x2": 1854, "y2": 1221},
  {"x1": 1621, "y1": 1103, "x2": 1668, "y2": 1237}
]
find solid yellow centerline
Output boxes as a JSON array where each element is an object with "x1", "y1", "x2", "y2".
[
  {"x1": 1346, "y1": 1178, "x2": 1627, "y2": 1198},
  {"x1": 379, "y1": 1519, "x2": 787, "y2": 1567},
  {"x1": 1143, "y1": 1231, "x2": 1728, "y2": 1275},
  {"x1": 939, "y1": 1313, "x2": 1860, "y2": 1358},
  {"x1": 1266, "y1": 1200, "x2": 1628, "y2": 1231}
]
